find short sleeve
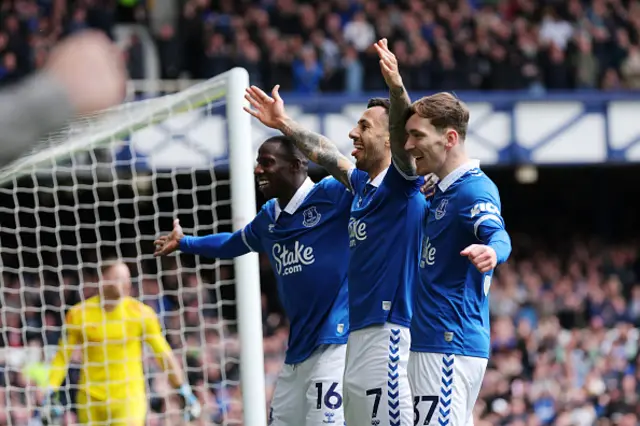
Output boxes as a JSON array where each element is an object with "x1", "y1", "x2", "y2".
[
  {"x1": 382, "y1": 162, "x2": 425, "y2": 197},
  {"x1": 348, "y1": 167, "x2": 369, "y2": 196},
  {"x1": 241, "y1": 201, "x2": 272, "y2": 253},
  {"x1": 457, "y1": 178, "x2": 505, "y2": 240}
]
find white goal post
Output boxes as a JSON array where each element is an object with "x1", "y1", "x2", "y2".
[{"x1": 0, "y1": 67, "x2": 266, "y2": 426}]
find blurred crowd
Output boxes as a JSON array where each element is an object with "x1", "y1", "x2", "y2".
[
  {"x1": 479, "y1": 239, "x2": 640, "y2": 426},
  {"x1": 2, "y1": 0, "x2": 640, "y2": 92},
  {"x1": 0, "y1": 237, "x2": 639, "y2": 425},
  {"x1": 170, "y1": 0, "x2": 640, "y2": 92}
]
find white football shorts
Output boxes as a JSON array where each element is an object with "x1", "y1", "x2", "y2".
[
  {"x1": 344, "y1": 324, "x2": 412, "y2": 426},
  {"x1": 269, "y1": 344, "x2": 346, "y2": 426},
  {"x1": 408, "y1": 352, "x2": 488, "y2": 426}
]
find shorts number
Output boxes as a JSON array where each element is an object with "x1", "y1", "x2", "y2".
[
  {"x1": 366, "y1": 387, "x2": 382, "y2": 419},
  {"x1": 414, "y1": 395, "x2": 439, "y2": 425},
  {"x1": 315, "y1": 382, "x2": 343, "y2": 410}
]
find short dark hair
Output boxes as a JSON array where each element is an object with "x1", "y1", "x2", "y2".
[
  {"x1": 367, "y1": 97, "x2": 390, "y2": 115},
  {"x1": 263, "y1": 135, "x2": 309, "y2": 167},
  {"x1": 407, "y1": 92, "x2": 469, "y2": 139}
]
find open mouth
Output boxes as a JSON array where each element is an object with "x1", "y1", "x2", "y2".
[
  {"x1": 257, "y1": 179, "x2": 270, "y2": 190},
  {"x1": 351, "y1": 145, "x2": 364, "y2": 157}
]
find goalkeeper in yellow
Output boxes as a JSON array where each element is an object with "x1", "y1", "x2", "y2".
[{"x1": 40, "y1": 259, "x2": 201, "y2": 425}]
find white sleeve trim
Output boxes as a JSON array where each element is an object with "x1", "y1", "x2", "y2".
[
  {"x1": 392, "y1": 158, "x2": 420, "y2": 181},
  {"x1": 346, "y1": 166, "x2": 356, "y2": 192},
  {"x1": 240, "y1": 228, "x2": 257, "y2": 252},
  {"x1": 473, "y1": 214, "x2": 503, "y2": 239}
]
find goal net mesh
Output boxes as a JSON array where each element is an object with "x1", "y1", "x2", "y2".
[{"x1": 0, "y1": 75, "x2": 256, "y2": 426}]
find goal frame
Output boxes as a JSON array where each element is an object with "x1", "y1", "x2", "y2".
[
  {"x1": 225, "y1": 68, "x2": 267, "y2": 426},
  {"x1": 0, "y1": 67, "x2": 267, "y2": 426}
]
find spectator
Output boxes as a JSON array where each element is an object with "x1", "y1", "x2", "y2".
[
  {"x1": 292, "y1": 46, "x2": 323, "y2": 94},
  {"x1": 156, "y1": 24, "x2": 182, "y2": 79},
  {"x1": 343, "y1": 11, "x2": 375, "y2": 52},
  {"x1": 574, "y1": 35, "x2": 599, "y2": 89},
  {"x1": 539, "y1": 7, "x2": 574, "y2": 51},
  {"x1": 620, "y1": 45, "x2": 640, "y2": 89},
  {"x1": 342, "y1": 44, "x2": 363, "y2": 93},
  {"x1": 126, "y1": 34, "x2": 145, "y2": 79}
]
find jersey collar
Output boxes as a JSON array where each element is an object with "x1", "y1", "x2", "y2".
[
  {"x1": 274, "y1": 177, "x2": 315, "y2": 220},
  {"x1": 437, "y1": 159, "x2": 480, "y2": 192},
  {"x1": 367, "y1": 166, "x2": 389, "y2": 188}
]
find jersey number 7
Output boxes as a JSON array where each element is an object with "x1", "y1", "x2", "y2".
[{"x1": 414, "y1": 395, "x2": 439, "y2": 425}]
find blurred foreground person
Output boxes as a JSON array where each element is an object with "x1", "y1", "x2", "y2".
[{"x1": 0, "y1": 30, "x2": 127, "y2": 164}]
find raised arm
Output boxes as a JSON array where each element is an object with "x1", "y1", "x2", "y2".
[
  {"x1": 374, "y1": 39, "x2": 417, "y2": 177},
  {"x1": 0, "y1": 31, "x2": 126, "y2": 164},
  {"x1": 277, "y1": 116, "x2": 353, "y2": 188},
  {"x1": 244, "y1": 85, "x2": 353, "y2": 188}
]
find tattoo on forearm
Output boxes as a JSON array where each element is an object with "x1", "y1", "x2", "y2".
[
  {"x1": 389, "y1": 86, "x2": 417, "y2": 176},
  {"x1": 280, "y1": 118, "x2": 351, "y2": 186}
]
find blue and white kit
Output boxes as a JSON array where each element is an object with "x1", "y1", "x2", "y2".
[
  {"x1": 343, "y1": 162, "x2": 426, "y2": 426},
  {"x1": 180, "y1": 176, "x2": 352, "y2": 426},
  {"x1": 411, "y1": 160, "x2": 512, "y2": 426}
]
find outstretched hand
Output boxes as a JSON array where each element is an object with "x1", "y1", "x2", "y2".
[
  {"x1": 373, "y1": 38, "x2": 403, "y2": 89},
  {"x1": 243, "y1": 85, "x2": 288, "y2": 129},
  {"x1": 154, "y1": 219, "x2": 184, "y2": 257}
]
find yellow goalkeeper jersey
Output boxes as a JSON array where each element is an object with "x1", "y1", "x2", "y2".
[{"x1": 49, "y1": 296, "x2": 172, "y2": 401}]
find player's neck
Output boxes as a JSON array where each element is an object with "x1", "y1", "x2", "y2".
[
  {"x1": 367, "y1": 158, "x2": 391, "y2": 182},
  {"x1": 437, "y1": 151, "x2": 469, "y2": 181},
  {"x1": 278, "y1": 175, "x2": 306, "y2": 207}
]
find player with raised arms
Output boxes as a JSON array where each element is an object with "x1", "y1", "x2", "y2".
[
  {"x1": 377, "y1": 41, "x2": 513, "y2": 426},
  {"x1": 154, "y1": 135, "x2": 351, "y2": 426},
  {"x1": 41, "y1": 259, "x2": 200, "y2": 426},
  {"x1": 244, "y1": 39, "x2": 428, "y2": 425}
]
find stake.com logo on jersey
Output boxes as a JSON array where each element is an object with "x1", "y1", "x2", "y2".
[
  {"x1": 272, "y1": 241, "x2": 316, "y2": 276},
  {"x1": 420, "y1": 236, "x2": 436, "y2": 268},
  {"x1": 348, "y1": 217, "x2": 367, "y2": 247}
]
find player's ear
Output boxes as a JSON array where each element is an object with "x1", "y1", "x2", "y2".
[
  {"x1": 290, "y1": 158, "x2": 302, "y2": 172},
  {"x1": 444, "y1": 129, "x2": 458, "y2": 150}
]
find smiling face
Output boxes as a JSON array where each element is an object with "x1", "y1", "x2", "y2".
[
  {"x1": 403, "y1": 93, "x2": 469, "y2": 176},
  {"x1": 405, "y1": 114, "x2": 455, "y2": 176},
  {"x1": 348, "y1": 104, "x2": 390, "y2": 173},
  {"x1": 254, "y1": 138, "x2": 304, "y2": 200}
]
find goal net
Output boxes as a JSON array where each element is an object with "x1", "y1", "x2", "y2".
[{"x1": 0, "y1": 68, "x2": 266, "y2": 426}]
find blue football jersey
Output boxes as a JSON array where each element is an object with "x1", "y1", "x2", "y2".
[
  {"x1": 412, "y1": 160, "x2": 511, "y2": 358},
  {"x1": 242, "y1": 177, "x2": 352, "y2": 364},
  {"x1": 347, "y1": 162, "x2": 426, "y2": 331}
]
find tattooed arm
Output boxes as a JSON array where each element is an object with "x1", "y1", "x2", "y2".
[
  {"x1": 388, "y1": 85, "x2": 417, "y2": 177},
  {"x1": 375, "y1": 38, "x2": 417, "y2": 177},
  {"x1": 277, "y1": 117, "x2": 354, "y2": 188},
  {"x1": 243, "y1": 85, "x2": 354, "y2": 189}
]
